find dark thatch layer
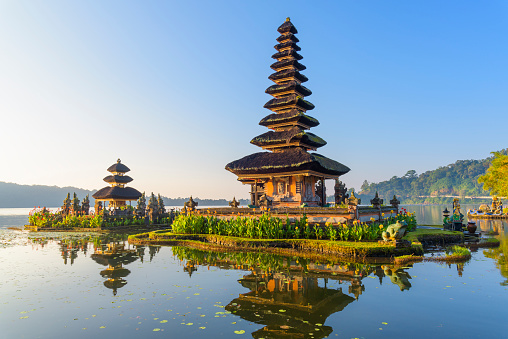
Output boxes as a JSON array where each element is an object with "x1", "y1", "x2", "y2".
[
  {"x1": 259, "y1": 110, "x2": 319, "y2": 128},
  {"x1": 107, "y1": 162, "x2": 130, "y2": 173},
  {"x1": 270, "y1": 59, "x2": 306, "y2": 72},
  {"x1": 251, "y1": 127, "x2": 326, "y2": 148},
  {"x1": 269, "y1": 70, "x2": 308, "y2": 83},
  {"x1": 91, "y1": 252, "x2": 138, "y2": 266},
  {"x1": 264, "y1": 95, "x2": 315, "y2": 112},
  {"x1": 92, "y1": 186, "x2": 142, "y2": 200},
  {"x1": 276, "y1": 33, "x2": 299, "y2": 43},
  {"x1": 277, "y1": 20, "x2": 298, "y2": 34},
  {"x1": 271, "y1": 50, "x2": 303, "y2": 61},
  {"x1": 274, "y1": 41, "x2": 301, "y2": 52},
  {"x1": 103, "y1": 175, "x2": 133, "y2": 184},
  {"x1": 225, "y1": 148, "x2": 350, "y2": 176},
  {"x1": 265, "y1": 82, "x2": 312, "y2": 97},
  {"x1": 100, "y1": 267, "x2": 130, "y2": 279}
]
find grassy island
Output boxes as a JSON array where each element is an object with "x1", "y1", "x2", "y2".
[
  {"x1": 128, "y1": 231, "x2": 424, "y2": 260},
  {"x1": 126, "y1": 211, "x2": 474, "y2": 260}
]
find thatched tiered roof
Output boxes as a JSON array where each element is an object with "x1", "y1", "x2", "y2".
[
  {"x1": 107, "y1": 160, "x2": 130, "y2": 173},
  {"x1": 226, "y1": 148, "x2": 349, "y2": 177},
  {"x1": 259, "y1": 110, "x2": 319, "y2": 129},
  {"x1": 92, "y1": 159, "x2": 142, "y2": 201},
  {"x1": 225, "y1": 18, "x2": 349, "y2": 179},
  {"x1": 251, "y1": 127, "x2": 326, "y2": 150},
  {"x1": 103, "y1": 175, "x2": 133, "y2": 184}
]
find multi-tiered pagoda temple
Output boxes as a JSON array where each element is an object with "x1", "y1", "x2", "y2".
[
  {"x1": 93, "y1": 159, "x2": 142, "y2": 209},
  {"x1": 226, "y1": 18, "x2": 350, "y2": 207}
]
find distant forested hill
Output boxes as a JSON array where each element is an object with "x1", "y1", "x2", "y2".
[
  {"x1": 0, "y1": 181, "x2": 249, "y2": 208},
  {"x1": 359, "y1": 149, "x2": 508, "y2": 204},
  {"x1": 0, "y1": 182, "x2": 97, "y2": 208}
]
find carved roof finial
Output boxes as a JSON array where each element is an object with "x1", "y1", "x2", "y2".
[
  {"x1": 286, "y1": 17, "x2": 290, "y2": 22},
  {"x1": 117, "y1": 158, "x2": 121, "y2": 163}
]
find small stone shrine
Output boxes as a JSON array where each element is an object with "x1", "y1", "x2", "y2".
[
  {"x1": 229, "y1": 197, "x2": 240, "y2": 208},
  {"x1": 146, "y1": 193, "x2": 159, "y2": 222},
  {"x1": 370, "y1": 192, "x2": 383, "y2": 209},
  {"x1": 390, "y1": 195, "x2": 400, "y2": 211},
  {"x1": 71, "y1": 193, "x2": 80, "y2": 215},
  {"x1": 226, "y1": 18, "x2": 350, "y2": 208},
  {"x1": 184, "y1": 196, "x2": 198, "y2": 212},
  {"x1": 81, "y1": 195, "x2": 90, "y2": 215},
  {"x1": 62, "y1": 193, "x2": 71, "y2": 216}
]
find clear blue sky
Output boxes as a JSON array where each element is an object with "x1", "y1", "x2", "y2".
[{"x1": 1, "y1": 1, "x2": 507, "y2": 199}]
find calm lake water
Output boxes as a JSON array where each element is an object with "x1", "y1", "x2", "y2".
[{"x1": 1, "y1": 206, "x2": 507, "y2": 338}]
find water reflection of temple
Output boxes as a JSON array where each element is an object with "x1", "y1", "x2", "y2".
[
  {"x1": 228, "y1": 271, "x2": 355, "y2": 338},
  {"x1": 91, "y1": 242, "x2": 139, "y2": 295},
  {"x1": 172, "y1": 247, "x2": 417, "y2": 338},
  {"x1": 173, "y1": 251, "x2": 365, "y2": 338}
]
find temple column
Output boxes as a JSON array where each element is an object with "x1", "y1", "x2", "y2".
[{"x1": 254, "y1": 179, "x2": 259, "y2": 206}]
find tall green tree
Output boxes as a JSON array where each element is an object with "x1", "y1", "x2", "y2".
[{"x1": 478, "y1": 151, "x2": 508, "y2": 196}]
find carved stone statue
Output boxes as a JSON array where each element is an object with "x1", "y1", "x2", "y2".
[
  {"x1": 452, "y1": 198, "x2": 464, "y2": 222},
  {"x1": 491, "y1": 196, "x2": 503, "y2": 214},
  {"x1": 334, "y1": 179, "x2": 348, "y2": 205},
  {"x1": 184, "y1": 196, "x2": 198, "y2": 211},
  {"x1": 229, "y1": 197, "x2": 240, "y2": 208},
  {"x1": 345, "y1": 190, "x2": 361, "y2": 206},
  {"x1": 346, "y1": 190, "x2": 361, "y2": 222},
  {"x1": 81, "y1": 195, "x2": 90, "y2": 215},
  {"x1": 382, "y1": 221, "x2": 408, "y2": 241},
  {"x1": 277, "y1": 181, "x2": 285, "y2": 195},
  {"x1": 259, "y1": 194, "x2": 273, "y2": 208}
]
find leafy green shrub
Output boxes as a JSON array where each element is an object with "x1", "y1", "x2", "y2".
[{"x1": 446, "y1": 245, "x2": 471, "y2": 257}]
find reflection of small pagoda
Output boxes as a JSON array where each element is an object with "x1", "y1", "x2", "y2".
[
  {"x1": 183, "y1": 260, "x2": 198, "y2": 277},
  {"x1": 226, "y1": 18, "x2": 350, "y2": 207},
  {"x1": 92, "y1": 159, "x2": 142, "y2": 210},
  {"x1": 91, "y1": 242, "x2": 139, "y2": 295}
]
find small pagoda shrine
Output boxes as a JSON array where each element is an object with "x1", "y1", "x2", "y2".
[
  {"x1": 92, "y1": 159, "x2": 142, "y2": 209},
  {"x1": 226, "y1": 18, "x2": 350, "y2": 207}
]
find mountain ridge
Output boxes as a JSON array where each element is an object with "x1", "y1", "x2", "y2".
[{"x1": 0, "y1": 181, "x2": 249, "y2": 208}]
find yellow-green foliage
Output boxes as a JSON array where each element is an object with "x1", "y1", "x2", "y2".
[
  {"x1": 171, "y1": 213, "x2": 385, "y2": 241},
  {"x1": 446, "y1": 245, "x2": 471, "y2": 257},
  {"x1": 478, "y1": 151, "x2": 508, "y2": 196},
  {"x1": 483, "y1": 236, "x2": 508, "y2": 286},
  {"x1": 403, "y1": 228, "x2": 463, "y2": 244},
  {"x1": 394, "y1": 255, "x2": 424, "y2": 265}
]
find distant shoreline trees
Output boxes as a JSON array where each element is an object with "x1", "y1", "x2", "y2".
[
  {"x1": 478, "y1": 151, "x2": 508, "y2": 197},
  {"x1": 360, "y1": 149, "x2": 508, "y2": 204}
]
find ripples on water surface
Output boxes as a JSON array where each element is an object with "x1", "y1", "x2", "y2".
[{"x1": 0, "y1": 207, "x2": 507, "y2": 338}]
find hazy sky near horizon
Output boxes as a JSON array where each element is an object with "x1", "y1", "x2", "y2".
[{"x1": 1, "y1": 1, "x2": 507, "y2": 199}]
